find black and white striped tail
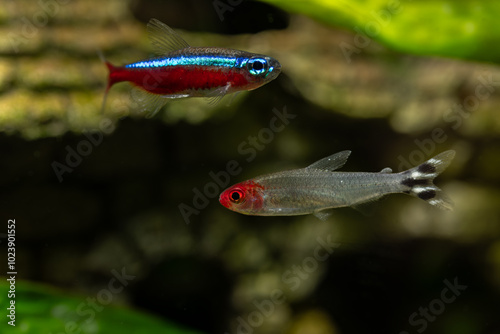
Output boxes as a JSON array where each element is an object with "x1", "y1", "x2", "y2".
[{"x1": 401, "y1": 150, "x2": 456, "y2": 210}]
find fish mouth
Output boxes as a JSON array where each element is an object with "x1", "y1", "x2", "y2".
[
  {"x1": 265, "y1": 57, "x2": 281, "y2": 81},
  {"x1": 219, "y1": 191, "x2": 230, "y2": 208}
]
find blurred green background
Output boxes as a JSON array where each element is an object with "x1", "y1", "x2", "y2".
[{"x1": 1, "y1": 0, "x2": 500, "y2": 333}]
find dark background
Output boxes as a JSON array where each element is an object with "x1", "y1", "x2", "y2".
[{"x1": 1, "y1": 0, "x2": 500, "y2": 333}]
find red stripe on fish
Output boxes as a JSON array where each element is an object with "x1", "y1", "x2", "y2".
[{"x1": 107, "y1": 66, "x2": 251, "y2": 96}]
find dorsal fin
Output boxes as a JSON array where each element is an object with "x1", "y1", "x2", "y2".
[
  {"x1": 147, "y1": 18, "x2": 190, "y2": 56},
  {"x1": 380, "y1": 167, "x2": 392, "y2": 173},
  {"x1": 306, "y1": 150, "x2": 351, "y2": 171}
]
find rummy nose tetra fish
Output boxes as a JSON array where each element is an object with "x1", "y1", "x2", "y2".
[
  {"x1": 219, "y1": 150, "x2": 455, "y2": 219},
  {"x1": 102, "y1": 19, "x2": 281, "y2": 114}
]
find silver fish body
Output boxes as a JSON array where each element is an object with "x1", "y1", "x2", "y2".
[
  {"x1": 219, "y1": 150, "x2": 455, "y2": 219},
  {"x1": 252, "y1": 169, "x2": 404, "y2": 215}
]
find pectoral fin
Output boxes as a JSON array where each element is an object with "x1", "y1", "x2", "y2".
[{"x1": 207, "y1": 83, "x2": 231, "y2": 106}]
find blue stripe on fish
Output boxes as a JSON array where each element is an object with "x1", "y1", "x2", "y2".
[{"x1": 125, "y1": 56, "x2": 249, "y2": 69}]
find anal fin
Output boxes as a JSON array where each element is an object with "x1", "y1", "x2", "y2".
[
  {"x1": 351, "y1": 202, "x2": 376, "y2": 216},
  {"x1": 350, "y1": 195, "x2": 385, "y2": 216},
  {"x1": 313, "y1": 210, "x2": 333, "y2": 221},
  {"x1": 130, "y1": 86, "x2": 168, "y2": 117}
]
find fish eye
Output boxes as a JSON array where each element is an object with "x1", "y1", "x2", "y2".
[
  {"x1": 229, "y1": 189, "x2": 244, "y2": 203},
  {"x1": 252, "y1": 61, "x2": 263, "y2": 71},
  {"x1": 247, "y1": 58, "x2": 268, "y2": 76}
]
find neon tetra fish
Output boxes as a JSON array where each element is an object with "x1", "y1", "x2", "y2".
[
  {"x1": 219, "y1": 150, "x2": 456, "y2": 220},
  {"x1": 102, "y1": 19, "x2": 281, "y2": 114}
]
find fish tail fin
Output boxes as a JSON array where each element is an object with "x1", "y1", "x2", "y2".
[
  {"x1": 401, "y1": 150, "x2": 456, "y2": 210},
  {"x1": 97, "y1": 49, "x2": 119, "y2": 114}
]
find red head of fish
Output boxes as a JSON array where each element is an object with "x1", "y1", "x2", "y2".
[{"x1": 219, "y1": 180, "x2": 265, "y2": 215}]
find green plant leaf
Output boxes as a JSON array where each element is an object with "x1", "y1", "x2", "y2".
[
  {"x1": 259, "y1": 0, "x2": 500, "y2": 62},
  {"x1": 0, "y1": 280, "x2": 203, "y2": 334}
]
